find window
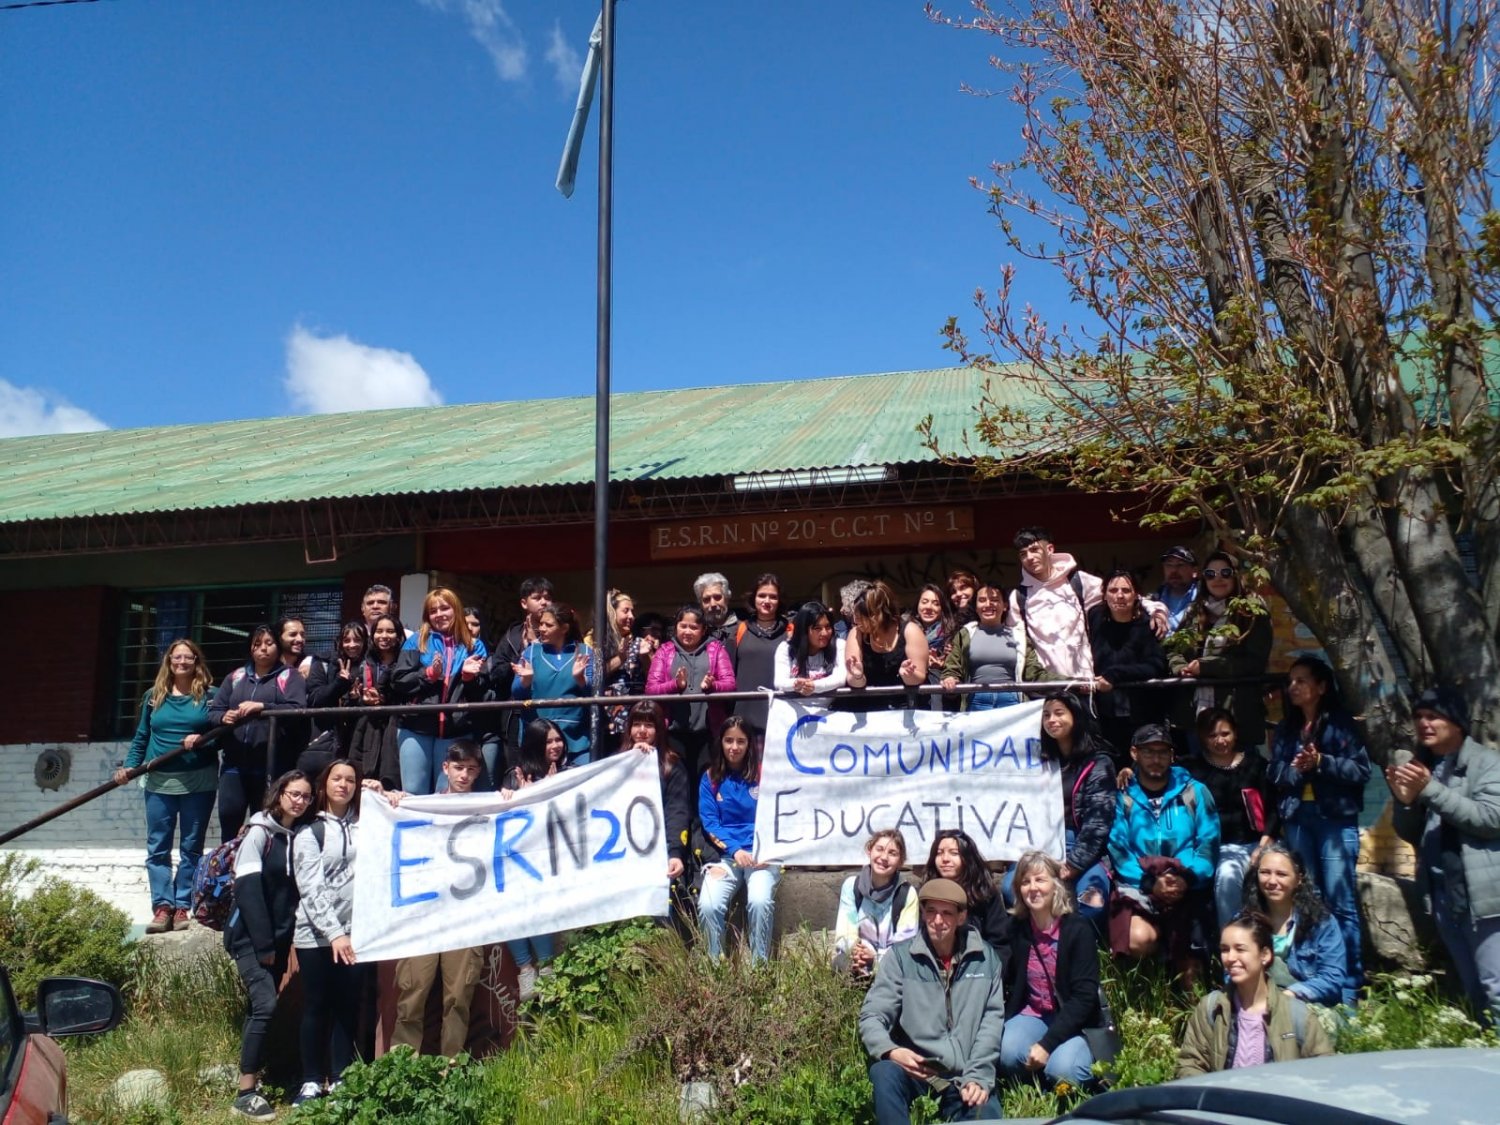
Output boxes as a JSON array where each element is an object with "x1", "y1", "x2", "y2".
[{"x1": 114, "y1": 583, "x2": 342, "y2": 737}]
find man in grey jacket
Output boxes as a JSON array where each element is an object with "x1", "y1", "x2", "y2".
[
  {"x1": 858, "y1": 878, "x2": 1004, "y2": 1123},
  {"x1": 1388, "y1": 687, "x2": 1500, "y2": 1025}
]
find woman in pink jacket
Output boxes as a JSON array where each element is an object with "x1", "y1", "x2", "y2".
[{"x1": 647, "y1": 605, "x2": 735, "y2": 774}]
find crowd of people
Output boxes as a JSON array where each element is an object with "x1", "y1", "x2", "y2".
[{"x1": 110, "y1": 528, "x2": 1500, "y2": 1121}]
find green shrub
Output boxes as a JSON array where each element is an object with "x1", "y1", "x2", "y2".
[
  {"x1": 722, "y1": 1059, "x2": 875, "y2": 1124},
  {"x1": 531, "y1": 919, "x2": 667, "y2": 1019},
  {"x1": 123, "y1": 941, "x2": 244, "y2": 1030},
  {"x1": 1339, "y1": 972, "x2": 1500, "y2": 1052},
  {"x1": 0, "y1": 853, "x2": 132, "y2": 1007},
  {"x1": 289, "y1": 1048, "x2": 486, "y2": 1125}
]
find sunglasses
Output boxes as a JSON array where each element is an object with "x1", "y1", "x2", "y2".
[{"x1": 1203, "y1": 567, "x2": 1236, "y2": 579}]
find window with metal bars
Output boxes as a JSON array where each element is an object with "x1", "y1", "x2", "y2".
[{"x1": 114, "y1": 583, "x2": 343, "y2": 737}]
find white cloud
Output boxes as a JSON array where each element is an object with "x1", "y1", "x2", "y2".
[
  {"x1": 545, "y1": 20, "x2": 582, "y2": 92},
  {"x1": 0, "y1": 379, "x2": 107, "y2": 437},
  {"x1": 421, "y1": 0, "x2": 528, "y2": 82},
  {"x1": 284, "y1": 326, "x2": 443, "y2": 414}
]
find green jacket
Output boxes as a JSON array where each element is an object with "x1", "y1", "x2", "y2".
[
  {"x1": 859, "y1": 924, "x2": 1006, "y2": 1092},
  {"x1": 1167, "y1": 603, "x2": 1273, "y2": 745},
  {"x1": 1176, "y1": 986, "x2": 1332, "y2": 1077},
  {"x1": 1392, "y1": 735, "x2": 1500, "y2": 920},
  {"x1": 942, "y1": 621, "x2": 1029, "y2": 710}
]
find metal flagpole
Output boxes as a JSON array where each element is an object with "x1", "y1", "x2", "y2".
[
  {"x1": 590, "y1": 0, "x2": 615, "y2": 744},
  {"x1": 554, "y1": 2, "x2": 616, "y2": 750}
]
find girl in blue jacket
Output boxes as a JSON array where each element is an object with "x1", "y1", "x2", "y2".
[
  {"x1": 1245, "y1": 842, "x2": 1347, "y2": 1009},
  {"x1": 697, "y1": 717, "x2": 781, "y2": 962}
]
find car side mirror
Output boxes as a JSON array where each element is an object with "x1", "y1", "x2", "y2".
[{"x1": 35, "y1": 977, "x2": 124, "y2": 1037}]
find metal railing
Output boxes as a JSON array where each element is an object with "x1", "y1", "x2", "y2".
[{"x1": 0, "y1": 675, "x2": 1283, "y2": 845}]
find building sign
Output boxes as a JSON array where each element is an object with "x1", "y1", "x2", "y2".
[{"x1": 648, "y1": 505, "x2": 974, "y2": 560}]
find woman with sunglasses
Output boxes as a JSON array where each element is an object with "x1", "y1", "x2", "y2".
[{"x1": 1168, "y1": 551, "x2": 1272, "y2": 751}]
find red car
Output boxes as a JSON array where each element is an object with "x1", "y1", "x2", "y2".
[{"x1": 1, "y1": 966, "x2": 123, "y2": 1125}]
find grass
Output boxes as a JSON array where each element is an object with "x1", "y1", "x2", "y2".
[{"x1": 60, "y1": 923, "x2": 1500, "y2": 1124}]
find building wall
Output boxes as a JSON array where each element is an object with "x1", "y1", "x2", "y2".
[
  {"x1": 0, "y1": 740, "x2": 212, "y2": 922},
  {"x1": 0, "y1": 587, "x2": 112, "y2": 743}
]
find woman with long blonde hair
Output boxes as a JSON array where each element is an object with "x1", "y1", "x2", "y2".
[
  {"x1": 113, "y1": 638, "x2": 218, "y2": 933},
  {"x1": 391, "y1": 587, "x2": 490, "y2": 795}
]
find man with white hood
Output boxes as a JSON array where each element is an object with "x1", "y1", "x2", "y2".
[{"x1": 1008, "y1": 527, "x2": 1167, "y2": 682}]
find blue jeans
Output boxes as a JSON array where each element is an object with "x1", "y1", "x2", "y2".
[
  {"x1": 1213, "y1": 842, "x2": 1257, "y2": 931},
  {"x1": 970, "y1": 691, "x2": 1022, "y2": 711},
  {"x1": 999, "y1": 1013, "x2": 1093, "y2": 1086},
  {"x1": 1432, "y1": 876, "x2": 1500, "y2": 1027},
  {"x1": 144, "y1": 788, "x2": 215, "y2": 911},
  {"x1": 698, "y1": 862, "x2": 781, "y2": 962},
  {"x1": 506, "y1": 933, "x2": 557, "y2": 968},
  {"x1": 868, "y1": 1059, "x2": 1000, "y2": 1123},
  {"x1": 1003, "y1": 830, "x2": 1111, "y2": 921},
  {"x1": 397, "y1": 729, "x2": 459, "y2": 795},
  {"x1": 1286, "y1": 806, "x2": 1362, "y2": 1004}
]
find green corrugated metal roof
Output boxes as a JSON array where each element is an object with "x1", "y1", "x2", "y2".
[{"x1": 0, "y1": 367, "x2": 1034, "y2": 524}]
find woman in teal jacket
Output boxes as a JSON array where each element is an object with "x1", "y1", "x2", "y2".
[{"x1": 113, "y1": 638, "x2": 218, "y2": 934}]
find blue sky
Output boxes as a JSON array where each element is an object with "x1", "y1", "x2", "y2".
[{"x1": 1, "y1": 0, "x2": 1057, "y2": 435}]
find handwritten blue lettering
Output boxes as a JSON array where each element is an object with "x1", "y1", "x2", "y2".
[{"x1": 392, "y1": 819, "x2": 439, "y2": 908}]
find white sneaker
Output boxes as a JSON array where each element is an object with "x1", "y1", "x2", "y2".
[
  {"x1": 517, "y1": 963, "x2": 538, "y2": 1001},
  {"x1": 292, "y1": 1081, "x2": 323, "y2": 1105}
]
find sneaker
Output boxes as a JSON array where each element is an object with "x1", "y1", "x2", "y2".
[
  {"x1": 517, "y1": 963, "x2": 538, "y2": 1002},
  {"x1": 172, "y1": 908, "x2": 191, "y2": 930},
  {"x1": 230, "y1": 1090, "x2": 276, "y2": 1120},
  {"x1": 145, "y1": 906, "x2": 173, "y2": 934},
  {"x1": 292, "y1": 1081, "x2": 324, "y2": 1105}
]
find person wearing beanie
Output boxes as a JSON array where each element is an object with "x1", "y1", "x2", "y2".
[
  {"x1": 1389, "y1": 686, "x2": 1500, "y2": 1026},
  {"x1": 859, "y1": 878, "x2": 1005, "y2": 1122}
]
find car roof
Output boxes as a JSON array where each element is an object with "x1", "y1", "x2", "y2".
[{"x1": 1060, "y1": 1049, "x2": 1500, "y2": 1125}]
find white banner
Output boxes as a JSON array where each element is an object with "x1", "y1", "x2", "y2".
[
  {"x1": 351, "y1": 750, "x2": 670, "y2": 961},
  {"x1": 754, "y1": 699, "x2": 1064, "y2": 866}
]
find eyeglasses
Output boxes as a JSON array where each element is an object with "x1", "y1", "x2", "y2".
[
  {"x1": 1203, "y1": 567, "x2": 1236, "y2": 579},
  {"x1": 283, "y1": 791, "x2": 313, "y2": 803}
]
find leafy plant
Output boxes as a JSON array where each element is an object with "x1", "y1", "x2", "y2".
[
  {"x1": 531, "y1": 919, "x2": 669, "y2": 1019},
  {"x1": 1339, "y1": 972, "x2": 1500, "y2": 1053},
  {"x1": 289, "y1": 1048, "x2": 486, "y2": 1125},
  {"x1": 0, "y1": 853, "x2": 132, "y2": 1007}
]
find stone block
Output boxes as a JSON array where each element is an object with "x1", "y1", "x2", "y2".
[{"x1": 1358, "y1": 870, "x2": 1435, "y2": 972}]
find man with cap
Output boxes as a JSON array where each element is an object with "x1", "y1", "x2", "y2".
[
  {"x1": 1389, "y1": 687, "x2": 1500, "y2": 1025},
  {"x1": 859, "y1": 878, "x2": 1005, "y2": 1123},
  {"x1": 1155, "y1": 547, "x2": 1198, "y2": 636},
  {"x1": 1107, "y1": 723, "x2": 1220, "y2": 979}
]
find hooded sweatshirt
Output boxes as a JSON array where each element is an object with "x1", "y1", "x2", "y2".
[
  {"x1": 292, "y1": 809, "x2": 358, "y2": 948},
  {"x1": 226, "y1": 811, "x2": 301, "y2": 961},
  {"x1": 1008, "y1": 553, "x2": 1104, "y2": 679}
]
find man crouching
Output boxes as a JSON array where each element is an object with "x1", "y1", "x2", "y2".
[{"x1": 858, "y1": 878, "x2": 1005, "y2": 1123}]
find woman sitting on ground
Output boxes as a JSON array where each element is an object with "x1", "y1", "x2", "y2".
[
  {"x1": 697, "y1": 717, "x2": 781, "y2": 962},
  {"x1": 773, "y1": 599, "x2": 847, "y2": 701},
  {"x1": 1243, "y1": 843, "x2": 1347, "y2": 1009},
  {"x1": 1176, "y1": 912, "x2": 1333, "y2": 1076},
  {"x1": 922, "y1": 829, "x2": 1011, "y2": 953},
  {"x1": 832, "y1": 828, "x2": 918, "y2": 977},
  {"x1": 1000, "y1": 851, "x2": 1100, "y2": 1090}
]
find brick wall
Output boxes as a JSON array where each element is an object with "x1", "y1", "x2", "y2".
[
  {"x1": 0, "y1": 587, "x2": 111, "y2": 744},
  {"x1": 0, "y1": 740, "x2": 220, "y2": 923}
]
